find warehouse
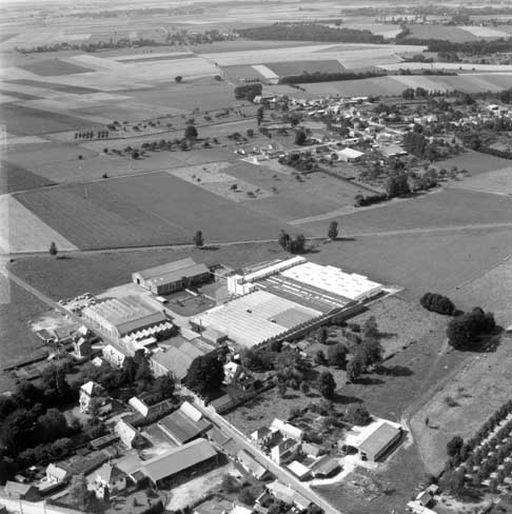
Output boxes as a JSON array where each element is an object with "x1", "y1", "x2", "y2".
[
  {"x1": 190, "y1": 290, "x2": 323, "y2": 348},
  {"x1": 227, "y1": 257, "x2": 383, "y2": 304},
  {"x1": 82, "y1": 295, "x2": 168, "y2": 340},
  {"x1": 140, "y1": 438, "x2": 218, "y2": 487},
  {"x1": 132, "y1": 258, "x2": 211, "y2": 295},
  {"x1": 157, "y1": 402, "x2": 211, "y2": 445},
  {"x1": 343, "y1": 418, "x2": 403, "y2": 462}
]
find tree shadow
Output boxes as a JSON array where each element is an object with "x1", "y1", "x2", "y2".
[
  {"x1": 332, "y1": 392, "x2": 362, "y2": 405},
  {"x1": 378, "y1": 331, "x2": 397, "y2": 340},
  {"x1": 376, "y1": 365, "x2": 413, "y2": 377},
  {"x1": 353, "y1": 376, "x2": 385, "y2": 385}
]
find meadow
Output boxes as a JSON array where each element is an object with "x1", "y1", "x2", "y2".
[
  {"x1": 405, "y1": 24, "x2": 480, "y2": 42},
  {"x1": 0, "y1": 161, "x2": 54, "y2": 194},
  {"x1": 15, "y1": 172, "x2": 289, "y2": 250}
]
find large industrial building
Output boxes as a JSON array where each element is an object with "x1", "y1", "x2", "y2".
[
  {"x1": 227, "y1": 256, "x2": 383, "y2": 303},
  {"x1": 82, "y1": 295, "x2": 172, "y2": 340},
  {"x1": 191, "y1": 290, "x2": 324, "y2": 348},
  {"x1": 132, "y1": 258, "x2": 211, "y2": 295},
  {"x1": 190, "y1": 257, "x2": 384, "y2": 349}
]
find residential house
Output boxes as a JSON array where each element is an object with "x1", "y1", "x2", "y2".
[
  {"x1": 79, "y1": 381, "x2": 105, "y2": 414},
  {"x1": 73, "y1": 337, "x2": 92, "y2": 359},
  {"x1": 266, "y1": 481, "x2": 311, "y2": 512},
  {"x1": 251, "y1": 427, "x2": 278, "y2": 448},
  {"x1": 3, "y1": 481, "x2": 40, "y2": 502},
  {"x1": 102, "y1": 343, "x2": 128, "y2": 368},
  {"x1": 270, "y1": 418, "x2": 303, "y2": 441},
  {"x1": 94, "y1": 463, "x2": 127, "y2": 499},
  {"x1": 45, "y1": 463, "x2": 68, "y2": 484},
  {"x1": 115, "y1": 418, "x2": 146, "y2": 449},
  {"x1": 270, "y1": 438, "x2": 300, "y2": 466},
  {"x1": 237, "y1": 449, "x2": 271, "y2": 481}
]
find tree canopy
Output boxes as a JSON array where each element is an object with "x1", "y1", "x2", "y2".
[{"x1": 187, "y1": 354, "x2": 224, "y2": 396}]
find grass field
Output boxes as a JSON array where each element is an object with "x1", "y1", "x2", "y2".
[
  {"x1": 304, "y1": 188, "x2": 512, "y2": 235},
  {"x1": 0, "y1": 195, "x2": 78, "y2": 254},
  {"x1": 451, "y1": 166, "x2": 512, "y2": 196},
  {"x1": 266, "y1": 59, "x2": 345, "y2": 76},
  {"x1": 0, "y1": 161, "x2": 55, "y2": 194},
  {"x1": 302, "y1": 77, "x2": 407, "y2": 97},
  {"x1": 2, "y1": 104, "x2": 104, "y2": 136},
  {"x1": 405, "y1": 24, "x2": 479, "y2": 42},
  {"x1": 0, "y1": 279, "x2": 48, "y2": 390},
  {"x1": 15, "y1": 171, "x2": 289, "y2": 250},
  {"x1": 7, "y1": 79, "x2": 100, "y2": 95},
  {"x1": 9, "y1": 242, "x2": 288, "y2": 301},
  {"x1": 19, "y1": 58, "x2": 93, "y2": 76},
  {"x1": 435, "y1": 150, "x2": 512, "y2": 175},
  {"x1": 310, "y1": 226, "x2": 512, "y2": 300}
]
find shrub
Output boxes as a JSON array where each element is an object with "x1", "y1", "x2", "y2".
[{"x1": 420, "y1": 292, "x2": 455, "y2": 315}]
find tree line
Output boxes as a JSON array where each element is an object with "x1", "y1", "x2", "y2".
[
  {"x1": 238, "y1": 23, "x2": 385, "y2": 44},
  {"x1": 279, "y1": 70, "x2": 385, "y2": 85}
]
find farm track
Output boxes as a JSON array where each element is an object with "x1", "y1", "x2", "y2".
[{"x1": 4, "y1": 221, "x2": 512, "y2": 259}]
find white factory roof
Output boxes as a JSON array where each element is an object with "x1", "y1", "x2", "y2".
[
  {"x1": 287, "y1": 460, "x2": 311, "y2": 479},
  {"x1": 281, "y1": 261, "x2": 382, "y2": 302},
  {"x1": 337, "y1": 147, "x2": 365, "y2": 159},
  {"x1": 191, "y1": 290, "x2": 321, "y2": 348},
  {"x1": 343, "y1": 417, "x2": 402, "y2": 451},
  {"x1": 242, "y1": 256, "x2": 306, "y2": 283}
]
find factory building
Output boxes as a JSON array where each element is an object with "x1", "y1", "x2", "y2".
[
  {"x1": 82, "y1": 295, "x2": 169, "y2": 340},
  {"x1": 132, "y1": 258, "x2": 211, "y2": 295}
]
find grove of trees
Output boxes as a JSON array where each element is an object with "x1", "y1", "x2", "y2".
[
  {"x1": 420, "y1": 292, "x2": 455, "y2": 315},
  {"x1": 446, "y1": 307, "x2": 496, "y2": 349}
]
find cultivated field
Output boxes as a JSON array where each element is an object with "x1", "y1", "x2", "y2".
[
  {"x1": 405, "y1": 24, "x2": 479, "y2": 42},
  {"x1": 15, "y1": 172, "x2": 289, "y2": 250},
  {"x1": 434, "y1": 150, "x2": 512, "y2": 175},
  {"x1": 0, "y1": 161, "x2": 54, "y2": 194},
  {"x1": 0, "y1": 195, "x2": 77, "y2": 254},
  {"x1": 266, "y1": 59, "x2": 345, "y2": 76}
]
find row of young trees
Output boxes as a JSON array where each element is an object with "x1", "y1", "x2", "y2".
[
  {"x1": 420, "y1": 292, "x2": 455, "y2": 315},
  {"x1": 278, "y1": 230, "x2": 307, "y2": 254}
]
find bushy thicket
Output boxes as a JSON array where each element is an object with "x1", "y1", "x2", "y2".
[{"x1": 420, "y1": 292, "x2": 455, "y2": 315}]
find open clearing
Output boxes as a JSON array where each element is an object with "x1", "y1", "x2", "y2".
[{"x1": 15, "y1": 172, "x2": 289, "y2": 250}]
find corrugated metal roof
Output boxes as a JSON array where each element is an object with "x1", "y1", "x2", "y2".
[
  {"x1": 141, "y1": 438, "x2": 216, "y2": 483},
  {"x1": 134, "y1": 258, "x2": 197, "y2": 280}
]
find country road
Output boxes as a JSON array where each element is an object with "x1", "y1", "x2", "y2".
[{"x1": 3, "y1": 221, "x2": 511, "y2": 259}]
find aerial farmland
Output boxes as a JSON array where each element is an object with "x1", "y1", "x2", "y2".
[{"x1": 2, "y1": 1, "x2": 512, "y2": 514}]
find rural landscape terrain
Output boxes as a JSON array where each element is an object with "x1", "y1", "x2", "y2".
[{"x1": 1, "y1": 1, "x2": 512, "y2": 514}]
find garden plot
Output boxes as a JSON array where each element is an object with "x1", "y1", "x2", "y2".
[
  {"x1": 169, "y1": 162, "x2": 272, "y2": 202},
  {"x1": 0, "y1": 195, "x2": 77, "y2": 254}
]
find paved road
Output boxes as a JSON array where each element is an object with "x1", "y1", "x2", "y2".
[{"x1": 190, "y1": 397, "x2": 343, "y2": 514}]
